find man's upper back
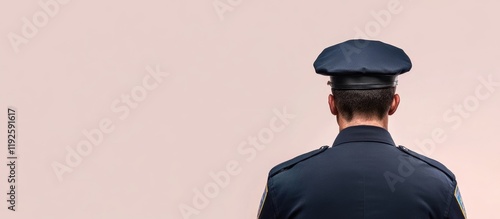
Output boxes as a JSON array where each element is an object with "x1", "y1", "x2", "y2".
[{"x1": 258, "y1": 126, "x2": 466, "y2": 219}]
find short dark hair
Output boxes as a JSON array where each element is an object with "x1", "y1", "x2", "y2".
[{"x1": 332, "y1": 87, "x2": 395, "y2": 121}]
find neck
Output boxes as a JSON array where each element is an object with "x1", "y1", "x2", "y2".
[{"x1": 337, "y1": 116, "x2": 388, "y2": 131}]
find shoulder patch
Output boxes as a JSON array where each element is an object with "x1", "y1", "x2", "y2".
[
  {"x1": 268, "y1": 146, "x2": 328, "y2": 178},
  {"x1": 455, "y1": 185, "x2": 467, "y2": 218},
  {"x1": 257, "y1": 184, "x2": 268, "y2": 218},
  {"x1": 398, "y1": 145, "x2": 455, "y2": 181}
]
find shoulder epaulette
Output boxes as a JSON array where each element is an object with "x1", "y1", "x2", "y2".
[
  {"x1": 398, "y1": 145, "x2": 456, "y2": 181},
  {"x1": 268, "y1": 146, "x2": 329, "y2": 179}
]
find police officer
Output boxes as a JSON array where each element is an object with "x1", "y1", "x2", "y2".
[{"x1": 257, "y1": 39, "x2": 467, "y2": 219}]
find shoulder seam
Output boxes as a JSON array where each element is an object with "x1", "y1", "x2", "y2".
[
  {"x1": 398, "y1": 145, "x2": 456, "y2": 181},
  {"x1": 268, "y1": 146, "x2": 329, "y2": 179}
]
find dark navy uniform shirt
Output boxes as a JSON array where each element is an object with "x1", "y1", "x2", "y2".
[{"x1": 258, "y1": 125, "x2": 466, "y2": 219}]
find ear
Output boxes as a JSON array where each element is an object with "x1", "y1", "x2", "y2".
[
  {"x1": 388, "y1": 93, "x2": 400, "y2": 115},
  {"x1": 328, "y1": 94, "x2": 338, "y2": 116}
]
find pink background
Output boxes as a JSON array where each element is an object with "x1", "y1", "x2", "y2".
[{"x1": 1, "y1": 0, "x2": 498, "y2": 218}]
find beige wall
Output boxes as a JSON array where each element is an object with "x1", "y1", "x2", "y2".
[{"x1": 0, "y1": 0, "x2": 498, "y2": 218}]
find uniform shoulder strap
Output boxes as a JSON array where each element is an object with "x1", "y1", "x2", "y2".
[
  {"x1": 398, "y1": 145, "x2": 456, "y2": 181},
  {"x1": 268, "y1": 146, "x2": 329, "y2": 179}
]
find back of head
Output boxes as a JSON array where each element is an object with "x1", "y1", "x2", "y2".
[{"x1": 333, "y1": 87, "x2": 395, "y2": 121}]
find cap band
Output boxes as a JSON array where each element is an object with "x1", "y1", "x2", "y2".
[{"x1": 329, "y1": 75, "x2": 398, "y2": 90}]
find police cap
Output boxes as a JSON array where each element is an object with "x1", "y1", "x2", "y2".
[{"x1": 313, "y1": 39, "x2": 412, "y2": 90}]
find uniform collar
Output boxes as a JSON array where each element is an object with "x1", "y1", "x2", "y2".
[{"x1": 332, "y1": 125, "x2": 396, "y2": 147}]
